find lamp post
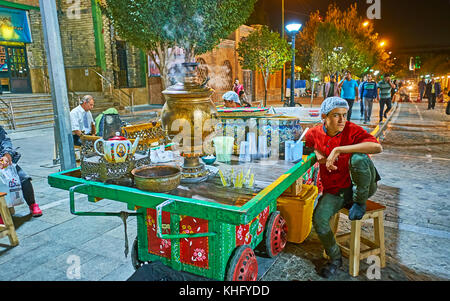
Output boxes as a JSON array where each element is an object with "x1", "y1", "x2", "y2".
[{"x1": 286, "y1": 23, "x2": 302, "y2": 107}]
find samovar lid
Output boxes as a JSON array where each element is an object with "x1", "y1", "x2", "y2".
[{"x1": 162, "y1": 62, "x2": 214, "y2": 99}]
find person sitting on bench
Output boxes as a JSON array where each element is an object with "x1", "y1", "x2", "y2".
[{"x1": 70, "y1": 95, "x2": 95, "y2": 146}]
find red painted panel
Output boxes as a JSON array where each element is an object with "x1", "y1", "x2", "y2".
[
  {"x1": 146, "y1": 208, "x2": 171, "y2": 258},
  {"x1": 179, "y1": 216, "x2": 209, "y2": 268}
]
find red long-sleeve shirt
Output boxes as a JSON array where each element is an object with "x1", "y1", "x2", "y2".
[{"x1": 305, "y1": 122, "x2": 379, "y2": 195}]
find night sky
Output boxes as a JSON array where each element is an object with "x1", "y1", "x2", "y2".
[{"x1": 249, "y1": 0, "x2": 450, "y2": 51}]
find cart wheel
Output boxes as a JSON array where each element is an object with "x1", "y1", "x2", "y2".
[
  {"x1": 264, "y1": 211, "x2": 288, "y2": 258},
  {"x1": 131, "y1": 237, "x2": 147, "y2": 270},
  {"x1": 225, "y1": 245, "x2": 258, "y2": 281}
]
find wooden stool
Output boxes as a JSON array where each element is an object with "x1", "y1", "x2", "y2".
[
  {"x1": 329, "y1": 200, "x2": 386, "y2": 277},
  {"x1": 0, "y1": 192, "x2": 19, "y2": 247}
]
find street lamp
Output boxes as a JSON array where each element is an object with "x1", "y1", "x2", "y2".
[
  {"x1": 362, "y1": 21, "x2": 369, "y2": 27},
  {"x1": 286, "y1": 23, "x2": 302, "y2": 107}
]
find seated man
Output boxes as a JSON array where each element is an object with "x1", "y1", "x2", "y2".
[
  {"x1": 222, "y1": 91, "x2": 241, "y2": 108},
  {"x1": 238, "y1": 90, "x2": 252, "y2": 107},
  {"x1": 70, "y1": 95, "x2": 95, "y2": 146},
  {"x1": 0, "y1": 125, "x2": 42, "y2": 222},
  {"x1": 304, "y1": 97, "x2": 382, "y2": 278}
]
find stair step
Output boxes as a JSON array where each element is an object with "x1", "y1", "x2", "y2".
[
  {"x1": 9, "y1": 102, "x2": 53, "y2": 109},
  {"x1": 9, "y1": 112, "x2": 54, "y2": 121},
  {"x1": 9, "y1": 123, "x2": 54, "y2": 132},
  {"x1": 14, "y1": 117, "x2": 54, "y2": 127}
]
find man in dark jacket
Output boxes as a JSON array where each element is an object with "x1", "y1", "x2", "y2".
[
  {"x1": 426, "y1": 79, "x2": 441, "y2": 110},
  {"x1": 0, "y1": 126, "x2": 42, "y2": 223}
]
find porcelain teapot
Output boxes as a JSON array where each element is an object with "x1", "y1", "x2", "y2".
[{"x1": 94, "y1": 132, "x2": 140, "y2": 163}]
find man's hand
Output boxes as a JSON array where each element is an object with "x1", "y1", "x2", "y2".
[
  {"x1": 326, "y1": 147, "x2": 341, "y2": 172},
  {"x1": 314, "y1": 150, "x2": 327, "y2": 164},
  {"x1": 0, "y1": 153, "x2": 12, "y2": 169}
]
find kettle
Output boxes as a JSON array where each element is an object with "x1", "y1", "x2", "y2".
[{"x1": 94, "y1": 132, "x2": 140, "y2": 163}]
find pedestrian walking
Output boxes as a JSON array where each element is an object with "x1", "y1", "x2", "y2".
[
  {"x1": 324, "y1": 75, "x2": 339, "y2": 98},
  {"x1": 359, "y1": 74, "x2": 378, "y2": 124},
  {"x1": 304, "y1": 97, "x2": 382, "y2": 278},
  {"x1": 358, "y1": 75, "x2": 367, "y2": 120},
  {"x1": 377, "y1": 74, "x2": 395, "y2": 123},
  {"x1": 418, "y1": 78, "x2": 426, "y2": 101},
  {"x1": 426, "y1": 79, "x2": 441, "y2": 110},
  {"x1": 338, "y1": 71, "x2": 359, "y2": 121},
  {"x1": 233, "y1": 78, "x2": 244, "y2": 96}
]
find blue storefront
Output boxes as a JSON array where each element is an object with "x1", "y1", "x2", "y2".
[{"x1": 0, "y1": 5, "x2": 33, "y2": 93}]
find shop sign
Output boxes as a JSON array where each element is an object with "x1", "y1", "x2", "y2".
[{"x1": 0, "y1": 7, "x2": 32, "y2": 43}]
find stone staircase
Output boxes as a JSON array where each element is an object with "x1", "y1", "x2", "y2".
[
  {"x1": 0, "y1": 91, "x2": 125, "y2": 132},
  {"x1": 0, "y1": 93, "x2": 54, "y2": 131}
]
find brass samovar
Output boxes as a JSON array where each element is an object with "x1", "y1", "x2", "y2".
[{"x1": 161, "y1": 62, "x2": 219, "y2": 182}]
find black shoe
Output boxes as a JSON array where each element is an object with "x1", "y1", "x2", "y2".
[{"x1": 318, "y1": 258, "x2": 342, "y2": 278}]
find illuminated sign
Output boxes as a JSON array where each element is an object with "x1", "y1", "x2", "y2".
[{"x1": 0, "y1": 7, "x2": 32, "y2": 43}]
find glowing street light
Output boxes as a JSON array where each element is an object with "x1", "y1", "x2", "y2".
[
  {"x1": 285, "y1": 22, "x2": 302, "y2": 107},
  {"x1": 362, "y1": 21, "x2": 369, "y2": 27},
  {"x1": 379, "y1": 41, "x2": 386, "y2": 47}
]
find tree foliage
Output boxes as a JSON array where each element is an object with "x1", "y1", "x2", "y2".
[
  {"x1": 237, "y1": 25, "x2": 292, "y2": 106},
  {"x1": 101, "y1": 0, "x2": 257, "y2": 89},
  {"x1": 296, "y1": 3, "x2": 393, "y2": 80}
]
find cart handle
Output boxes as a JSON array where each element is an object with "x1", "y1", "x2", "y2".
[
  {"x1": 69, "y1": 183, "x2": 139, "y2": 217},
  {"x1": 156, "y1": 199, "x2": 217, "y2": 239}
]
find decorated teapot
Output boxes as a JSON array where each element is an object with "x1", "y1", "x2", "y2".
[{"x1": 94, "y1": 132, "x2": 140, "y2": 163}]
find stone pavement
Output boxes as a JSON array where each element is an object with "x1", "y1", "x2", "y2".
[{"x1": 0, "y1": 100, "x2": 449, "y2": 281}]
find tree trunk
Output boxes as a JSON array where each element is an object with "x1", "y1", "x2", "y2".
[
  {"x1": 263, "y1": 71, "x2": 269, "y2": 107},
  {"x1": 149, "y1": 43, "x2": 175, "y2": 92}
]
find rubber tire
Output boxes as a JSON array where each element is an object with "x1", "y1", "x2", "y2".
[
  {"x1": 264, "y1": 211, "x2": 288, "y2": 258},
  {"x1": 225, "y1": 245, "x2": 258, "y2": 281},
  {"x1": 131, "y1": 237, "x2": 147, "y2": 270}
]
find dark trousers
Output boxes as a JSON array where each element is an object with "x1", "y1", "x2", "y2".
[
  {"x1": 16, "y1": 165, "x2": 35, "y2": 206},
  {"x1": 360, "y1": 98, "x2": 365, "y2": 118},
  {"x1": 312, "y1": 153, "x2": 379, "y2": 260},
  {"x1": 344, "y1": 99, "x2": 354, "y2": 121},
  {"x1": 379, "y1": 98, "x2": 392, "y2": 121},
  {"x1": 73, "y1": 134, "x2": 81, "y2": 146},
  {"x1": 419, "y1": 88, "x2": 424, "y2": 100},
  {"x1": 428, "y1": 93, "x2": 436, "y2": 109}
]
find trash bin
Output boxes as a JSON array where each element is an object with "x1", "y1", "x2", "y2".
[{"x1": 276, "y1": 184, "x2": 318, "y2": 244}]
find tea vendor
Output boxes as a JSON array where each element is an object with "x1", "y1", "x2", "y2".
[{"x1": 304, "y1": 97, "x2": 382, "y2": 278}]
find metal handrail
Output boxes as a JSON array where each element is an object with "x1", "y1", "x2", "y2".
[
  {"x1": 88, "y1": 68, "x2": 133, "y2": 112},
  {"x1": 0, "y1": 96, "x2": 16, "y2": 130}
]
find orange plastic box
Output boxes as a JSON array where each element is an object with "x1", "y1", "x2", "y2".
[{"x1": 277, "y1": 184, "x2": 318, "y2": 244}]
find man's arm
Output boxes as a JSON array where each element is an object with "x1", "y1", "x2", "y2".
[
  {"x1": 326, "y1": 142, "x2": 382, "y2": 171},
  {"x1": 0, "y1": 126, "x2": 14, "y2": 168}
]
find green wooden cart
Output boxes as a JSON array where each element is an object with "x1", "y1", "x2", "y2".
[{"x1": 47, "y1": 154, "x2": 317, "y2": 281}]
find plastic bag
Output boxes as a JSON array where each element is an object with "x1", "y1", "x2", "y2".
[{"x1": 0, "y1": 164, "x2": 24, "y2": 208}]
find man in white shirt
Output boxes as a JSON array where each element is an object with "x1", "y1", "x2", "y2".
[{"x1": 70, "y1": 95, "x2": 95, "y2": 146}]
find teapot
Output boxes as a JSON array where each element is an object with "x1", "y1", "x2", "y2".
[{"x1": 94, "y1": 132, "x2": 140, "y2": 163}]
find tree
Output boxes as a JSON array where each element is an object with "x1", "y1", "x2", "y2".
[
  {"x1": 237, "y1": 25, "x2": 292, "y2": 106},
  {"x1": 296, "y1": 3, "x2": 392, "y2": 81},
  {"x1": 101, "y1": 0, "x2": 257, "y2": 90}
]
